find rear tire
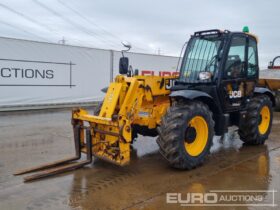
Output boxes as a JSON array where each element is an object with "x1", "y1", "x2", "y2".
[
  {"x1": 157, "y1": 101, "x2": 214, "y2": 169},
  {"x1": 238, "y1": 95, "x2": 273, "y2": 145},
  {"x1": 275, "y1": 91, "x2": 280, "y2": 112}
]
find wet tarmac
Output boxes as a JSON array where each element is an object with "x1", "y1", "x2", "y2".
[{"x1": 0, "y1": 109, "x2": 279, "y2": 210}]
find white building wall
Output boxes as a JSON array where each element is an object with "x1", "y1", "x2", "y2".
[
  {"x1": 0, "y1": 37, "x2": 179, "y2": 109},
  {"x1": 112, "y1": 51, "x2": 179, "y2": 77}
]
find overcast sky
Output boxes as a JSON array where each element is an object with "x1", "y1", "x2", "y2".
[{"x1": 0, "y1": 0, "x2": 278, "y2": 68}]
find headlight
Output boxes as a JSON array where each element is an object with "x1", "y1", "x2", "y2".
[{"x1": 198, "y1": 71, "x2": 212, "y2": 80}]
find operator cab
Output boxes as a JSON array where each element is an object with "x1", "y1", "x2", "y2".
[{"x1": 175, "y1": 27, "x2": 259, "y2": 112}]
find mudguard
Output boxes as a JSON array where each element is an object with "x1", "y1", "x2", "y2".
[
  {"x1": 170, "y1": 89, "x2": 224, "y2": 135},
  {"x1": 254, "y1": 87, "x2": 276, "y2": 106},
  {"x1": 170, "y1": 90, "x2": 213, "y2": 100}
]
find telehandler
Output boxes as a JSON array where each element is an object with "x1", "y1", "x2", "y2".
[{"x1": 15, "y1": 27, "x2": 275, "y2": 182}]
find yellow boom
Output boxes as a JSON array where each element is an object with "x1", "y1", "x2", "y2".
[
  {"x1": 72, "y1": 75, "x2": 176, "y2": 165},
  {"x1": 14, "y1": 74, "x2": 176, "y2": 181}
]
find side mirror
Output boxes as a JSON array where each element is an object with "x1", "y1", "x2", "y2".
[{"x1": 119, "y1": 57, "x2": 129, "y2": 75}]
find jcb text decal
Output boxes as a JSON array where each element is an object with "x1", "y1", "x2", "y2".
[{"x1": 229, "y1": 90, "x2": 242, "y2": 99}]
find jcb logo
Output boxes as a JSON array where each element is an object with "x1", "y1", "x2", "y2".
[
  {"x1": 165, "y1": 79, "x2": 175, "y2": 90},
  {"x1": 229, "y1": 90, "x2": 242, "y2": 99}
]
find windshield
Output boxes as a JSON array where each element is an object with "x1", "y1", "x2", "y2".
[{"x1": 179, "y1": 35, "x2": 222, "y2": 83}]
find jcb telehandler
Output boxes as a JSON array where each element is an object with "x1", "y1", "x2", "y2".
[{"x1": 15, "y1": 27, "x2": 275, "y2": 182}]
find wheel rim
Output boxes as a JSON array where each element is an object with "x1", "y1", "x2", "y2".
[
  {"x1": 185, "y1": 116, "x2": 208, "y2": 156},
  {"x1": 258, "y1": 105, "x2": 270, "y2": 135}
]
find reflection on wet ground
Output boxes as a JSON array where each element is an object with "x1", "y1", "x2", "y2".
[{"x1": 0, "y1": 110, "x2": 279, "y2": 210}]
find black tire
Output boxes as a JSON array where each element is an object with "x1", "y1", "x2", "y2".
[
  {"x1": 238, "y1": 95, "x2": 273, "y2": 145},
  {"x1": 156, "y1": 101, "x2": 215, "y2": 169},
  {"x1": 275, "y1": 91, "x2": 280, "y2": 112}
]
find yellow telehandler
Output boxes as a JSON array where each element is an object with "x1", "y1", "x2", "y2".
[{"x1": 15, "y1": 27, "x2": 275, "y2": 182}]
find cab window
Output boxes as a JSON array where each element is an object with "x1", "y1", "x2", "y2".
[
  {"x1": 224, "y1": 36, "x2": 246, "y2": 79},
  {"x1": 247, "y1": 38, "x2": 258, "y2": 78}
]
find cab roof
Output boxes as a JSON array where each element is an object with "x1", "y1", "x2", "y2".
[{"x1": 193, "y1": 29, "x2": 258, "y2": 42}]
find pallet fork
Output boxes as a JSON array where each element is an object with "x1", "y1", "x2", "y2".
[
  {"x1": 14, "y1": 74, "x2": 176, "y2": 182},
  {"x1": 14, "y1": 125, "x2": 92, "y2": 182}
]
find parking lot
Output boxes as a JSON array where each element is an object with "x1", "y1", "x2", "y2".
[{"x1": 0, "y1": 109, "x2": 279, "y2": 210}]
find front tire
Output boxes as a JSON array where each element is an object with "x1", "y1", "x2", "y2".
[
  {"x1": 238, "y1": 95, "x2": 273, "y2": 145},
  {"x1": 157, "y1": 101, "x2": 214, "y2": 169}
]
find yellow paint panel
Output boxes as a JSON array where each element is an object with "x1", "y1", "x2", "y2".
[
  {"x1": 72, "y1": 74, "x2": 176, "y2": 166},
  {"x1": 258, "y1": 78, "x2": 280, "y2": 90},
  {"x1": 119, "y1": 78, "x2": 140, "y2": 115},
  {"x1": 100, "y1": 83, "x2": 122, "y2": 118}
]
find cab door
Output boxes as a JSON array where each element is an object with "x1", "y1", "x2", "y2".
[{"x1": 220, "y1": 34, "x2": 257, "y2": 112}]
